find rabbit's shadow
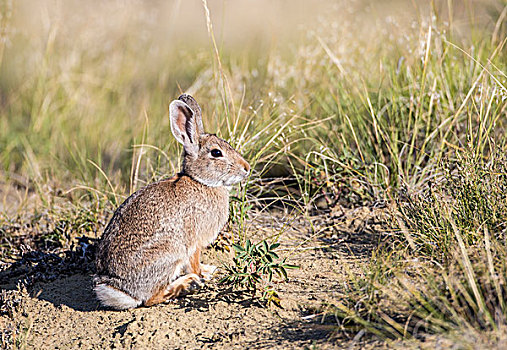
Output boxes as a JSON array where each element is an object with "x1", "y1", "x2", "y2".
[
  {"x1": 0, "y1": 272, "x2": 100, "y2": 312},
  {"x1": 30, "y1": 273, "x2": 100, "y2": 312}
]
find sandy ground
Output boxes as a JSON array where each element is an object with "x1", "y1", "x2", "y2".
[{"x1": 1, "y1": 207, "x2": 386, "y2": 349}]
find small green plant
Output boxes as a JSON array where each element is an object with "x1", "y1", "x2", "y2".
[{"x1": 219, "y1": 239, "x2": 298, "y2": 307}]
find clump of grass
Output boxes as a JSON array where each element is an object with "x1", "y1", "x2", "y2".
[
  {"x1": 326, "y1": 151, "x2": 507, "y2": 344},
  {"x1": 334, "y1": 226, "x2": 507, "y2": 343},
  {"x1": 397, "y1": 151, "x2": 507, "y2": 259}
]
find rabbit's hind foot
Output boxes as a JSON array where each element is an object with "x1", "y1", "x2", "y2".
[{"x1": 144, "y1": 273, "x2": 202, "y2": 307}]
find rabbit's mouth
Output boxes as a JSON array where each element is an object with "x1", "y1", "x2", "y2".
[{"x1": 223, "y1": 173, "x2": 249, "y2": 186}]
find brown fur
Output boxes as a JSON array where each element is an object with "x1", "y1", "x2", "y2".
[{"x1": 94, "y1": 94, "x2": 250, "y2": 309}]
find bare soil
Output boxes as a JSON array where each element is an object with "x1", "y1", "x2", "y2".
[{"x1": 0, "y1": 206, "x2": 387, "y2": 349}]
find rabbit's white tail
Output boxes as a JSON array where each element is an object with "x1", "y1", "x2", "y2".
[{"x1": 94, "y1": 283, "x2": 141, "y2": 310}]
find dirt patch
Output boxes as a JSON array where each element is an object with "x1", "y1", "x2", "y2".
[{"x1": 0, "y1": 207, "x2": 386, "y2": 349}]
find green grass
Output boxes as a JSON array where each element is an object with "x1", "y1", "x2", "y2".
[
  {"x1": 1, "y1": 0, "x2": 507, "y2": 346},
  {"x1": 328, "y1": 153, "x2": 507, "y2": 342}
]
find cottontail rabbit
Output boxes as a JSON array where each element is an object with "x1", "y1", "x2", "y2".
[{"x1": 94, "y1": 94, "x2": 250, "y2": 309}]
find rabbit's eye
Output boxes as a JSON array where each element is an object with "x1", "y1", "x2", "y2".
[{"x1": 211, "y1": 149, "x2": 223, "y2": 158}]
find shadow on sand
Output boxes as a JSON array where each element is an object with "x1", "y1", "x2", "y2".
[
  {"x1": 0, "y1": 270, "x2": 100, "y2": 312},
  {"x1": 31, "y1": 273, "x2": 101, "y2": 312},
  {"x1": 0, "y1": 241, "x2": 100, "y2": 312}
]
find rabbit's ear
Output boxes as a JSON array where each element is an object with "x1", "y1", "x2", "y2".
[
  {"x1": 178, "y1": 94, "x2": 204, "y2": 135},
  {"x1": 170, "y1": 100, "x2": 199, "y2": 156}
]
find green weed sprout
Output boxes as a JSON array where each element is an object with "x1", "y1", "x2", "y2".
[{"x1": 219, "y1": 239, "x2": 298, "y2": 307}]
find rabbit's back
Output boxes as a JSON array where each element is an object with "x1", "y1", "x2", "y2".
[{"x1": 95, "y1": 174, "x2": 229, "y2": 278}]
